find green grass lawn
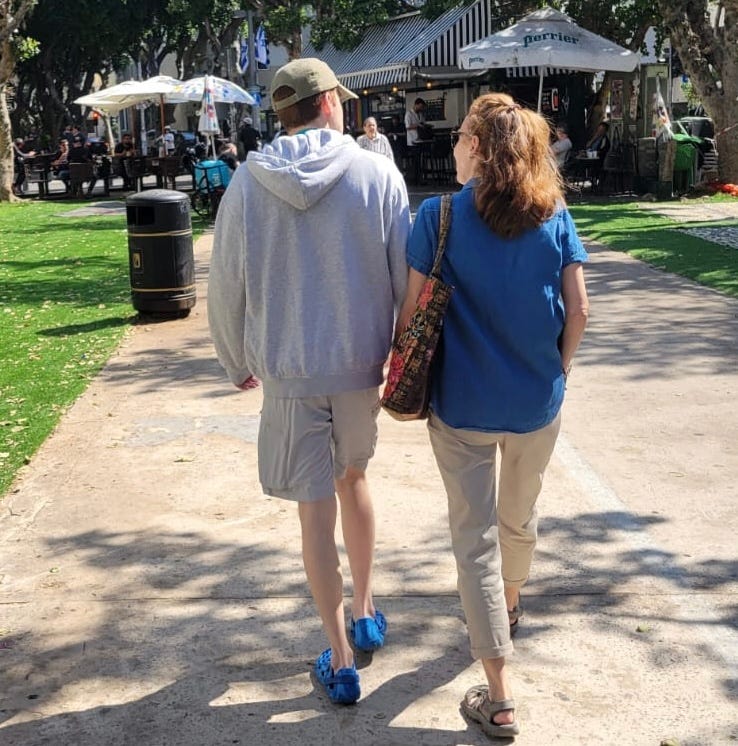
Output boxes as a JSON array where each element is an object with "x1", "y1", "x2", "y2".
[
  {"x1": 0, "y1": 200, "x2": 134, "y2": 496},
  {"x1": 568, "y1": 195, "x2": 738, "y2": 298},
  {"x1": 0, "y1": 199, "x2": 207, "y2": 498}
]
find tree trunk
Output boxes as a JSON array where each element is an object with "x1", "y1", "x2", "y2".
[
  {"x1": 0, "y1": 38, "x2": 19, "y2": 202},
  {"x1": 658, "y1": 0, "x2": 738, "y2": 183},
  {"x1": 288, "y1": 29, "x2": 302, "y2": 60}
]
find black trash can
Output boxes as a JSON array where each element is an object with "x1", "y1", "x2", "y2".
[{"x1": 126, "y1": 189, "x2": 196, "y2": 314}]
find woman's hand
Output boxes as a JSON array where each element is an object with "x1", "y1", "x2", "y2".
[
  {"x1": 395, "y1": 267, "x2": 428, "y2": 339},
  {"x1": 559, "y1": 262, "x2": 589, "y2": 373}
]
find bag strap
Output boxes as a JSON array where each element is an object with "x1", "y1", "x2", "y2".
[{"x1": 430, "y1": 193, "x2": 452, "y2": 278}]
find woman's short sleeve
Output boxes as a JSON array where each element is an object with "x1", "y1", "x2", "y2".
[
  {"x1": 406, "y1": 197, "x2": 441, "y2": 275},
  {"x1": 558, "y1": 209, "x2": 588, "y2": 266}
]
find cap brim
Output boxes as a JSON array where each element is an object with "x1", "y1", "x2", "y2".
[{"x1": 337, "y1": 83, "x2": 358, "y2": 102}]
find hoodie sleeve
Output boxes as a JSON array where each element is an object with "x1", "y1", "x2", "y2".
[
  {"x1": 207, "y1": 176, "x2": 252, "y2": 385},
  {"x1": 385, "y1": 172, "x2": 411, "y2": 315}
]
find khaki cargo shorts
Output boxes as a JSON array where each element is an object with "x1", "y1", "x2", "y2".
[{"x1": 258, "y1": 387, "x2": 380, "y2": 502}]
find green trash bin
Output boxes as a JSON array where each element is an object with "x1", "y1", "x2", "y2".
[
  {"x1": 126, "y1": 189, "x2": 196, "y2": 315},
  {"x1": 672, "y1": 133, "x2": 701, "y2": 193}
]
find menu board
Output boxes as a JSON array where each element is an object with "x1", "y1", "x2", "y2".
[
  {"x1": 425, "y1": 97, "x2": 446, "y2": 122},
  {"x1": 541, "y1": 88, "x2": 559, "y2": 113}
]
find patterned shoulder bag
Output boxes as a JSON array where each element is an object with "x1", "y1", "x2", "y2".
[{"x1": 380, "y1": 194, "x2": 454, "y2": 421}]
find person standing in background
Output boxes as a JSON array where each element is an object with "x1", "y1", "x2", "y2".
[
  {"x1": 356, "y1": 117, "x2": 394, "y2": 162},
  {"x1": 404, "y1": 97, "x2": 426, "y2": 148},
  {"x1": 238, "y1": 115, "x2": 261, "y2": 158},
  {"x1": 12, "y1": 138, "x2": 35, "y2": 196}
]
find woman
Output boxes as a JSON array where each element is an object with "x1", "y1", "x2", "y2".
[
  {"x1": 398, "y1": 93, "x2": 589, "y2": 738},
  {"x1": 586, "y1": 121, "x2": 610, "y2": 157},
  {"x1": 551, "y1": 122, "x2": 573, "y2": 169}
]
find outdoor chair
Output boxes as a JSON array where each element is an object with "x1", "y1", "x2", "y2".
[
  {"x1": 126, "y1": 157, "x2": 151, "y2": 192},
  {"x1": 69, "y1": 162, "x2": 95, "y2": 197},
  {"x1": 427, "y1": 136, "x2": 454, "y2": 185},
  {"x1": 156, "y1": 155, "x2": 187, "y2": 190},
  {"x1": 25, "y1": 156, "x2": 51, "y2": 198}
]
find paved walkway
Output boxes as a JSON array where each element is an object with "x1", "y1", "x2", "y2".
[
  {"x1": 1, "y1": 213, "x2": 737, "y2": 745},
  {"x1": 638, "y1": 198, "x2": 738, "y2": 250}
]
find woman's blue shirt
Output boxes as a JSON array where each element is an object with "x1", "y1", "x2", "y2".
[{"x1": 406, "y1": 182, "x2": 588, "y2": 433}]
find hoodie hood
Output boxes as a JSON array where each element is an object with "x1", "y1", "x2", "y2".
[{"x1": 247, "y1": 129, "x2": 359, "y2": 210}]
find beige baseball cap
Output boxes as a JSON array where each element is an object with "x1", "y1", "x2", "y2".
[{"x1": 270, "y1": 58, "x2": 358, "y2": 112}]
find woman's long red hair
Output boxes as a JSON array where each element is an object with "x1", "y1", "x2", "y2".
[{"x1": 466, "y1": 93, "x2": 564, "y2": 238}]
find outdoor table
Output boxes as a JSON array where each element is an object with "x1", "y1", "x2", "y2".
[{"x1": 573, "y1": 153, "x2": 603, "y2": 192}]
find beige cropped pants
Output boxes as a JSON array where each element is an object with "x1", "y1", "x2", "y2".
[{"x1": 427, "y1": 412, "x2": 561, "y2": 660}]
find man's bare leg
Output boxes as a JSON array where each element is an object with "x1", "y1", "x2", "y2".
[
  {"x1": 298, "y1": 497, "x2": 353, "y2": 670},
  {"x1": 335, "y1": 466, "x2": 376, "y2": 621}
]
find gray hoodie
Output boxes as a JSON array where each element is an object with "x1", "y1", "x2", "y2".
[{"x1": 208, "y1": 128, "x2": 410, "y2": 397}]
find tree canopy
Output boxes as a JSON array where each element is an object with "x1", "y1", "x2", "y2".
[{"x1": 2, "y1": 0, "x2": 738, "y2": 202}]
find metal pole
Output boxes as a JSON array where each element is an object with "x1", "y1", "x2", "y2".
[
  {"x1": 247, "y1": 10, "x2": 261, "y2": 133},
  {"x1": 137, "y1": 61, "x2": 148, "y2": 155},
  {"x1": 537, "y1": 67, "x2": 544, "y2": 113},
  {"x1": 666, "y1": 41, "x2": 673, "y2": 118},
  {"x1": 224, "y1": 46, "x2": 235, "y2": 141}
]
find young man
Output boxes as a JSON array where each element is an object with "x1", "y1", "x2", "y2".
[
  {"x1": 208, "y1": 58, "x2": 410, "y2": 705},
  {"x1": 113, "y1": 133, "x2": 137, "y2": 190},
  {"x1": 404, "y1": 97, "x2": 427, "y2": 147},
  {"x1": 356, "y1": 117, "x2": 394, "y2": 162}
]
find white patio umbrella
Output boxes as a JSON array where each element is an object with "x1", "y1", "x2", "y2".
[
  {"x1": 197, "y1": 75, "x2": 222, "y2": 157},
  {"x1": 171, "y1": 75, "x2": 256, "y2": 105},
  {"x1": 74, "y1": 75, "x2": 185, "y2": 132},
  {"x1": 458, "y1": 7, "x2": 639, "y2": 112}
]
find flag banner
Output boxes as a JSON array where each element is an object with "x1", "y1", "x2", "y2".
[
  {"x1": 256, "y1": 24, "x2": 269, "y2": 69},
  {"x1": 239, "y1": 36, "x2": 249, "y2": 73}
]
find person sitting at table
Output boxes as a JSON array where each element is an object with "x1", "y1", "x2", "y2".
[
  {"x1": 550, "y1": 123, "x2": 572, "y2": 169},
  {"x1": 585, "y1": 121, "x2": 610, "y2": 158},
  {"x1": 575, "y1": 121, "x2": 610, "y2": 190},
  {"x1": 51, "y1": 138, "x2": 71, "y2": 191},
  {"x1": 356, "y1": 117, "x2": 394, "y2": 162},
  {"x1": 114, "y1": 132, "x2": 137, "y2": 189},
  {"x1": 67, "y1": 135, "x2": 92, "y2": 197}
]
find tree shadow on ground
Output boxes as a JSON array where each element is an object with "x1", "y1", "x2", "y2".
[
  {"x1": 580, "y1": 245, "x2": 738, "y2": 379},
  {"x1": 1, "y1": 503, "x2": 736, "y2": 743},
  {"x1": 0, "y1": 523, "x2": 495, "y2": 746}
]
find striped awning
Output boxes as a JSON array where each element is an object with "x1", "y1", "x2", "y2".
[
  {"x1": 506, "y1": 66, "x2": 575, "y2": 78},
  {"x1": 339, "y1": 65, "x2": 413, "y2": 91},
  {"x1": 303, "y1": 0, "x2": 499, "y2": 91}
]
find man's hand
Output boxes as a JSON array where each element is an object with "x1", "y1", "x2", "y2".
[{"x1": 236, "y1": 376, "x2": 260, "y2": 391}]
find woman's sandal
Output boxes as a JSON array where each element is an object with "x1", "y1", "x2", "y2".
[
  {"x1": 461, "y1": 685, "x2": 520, "y2": 738},
  {"x1": 508, "y1": 605, "x2": 523, "y2": 637}
]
